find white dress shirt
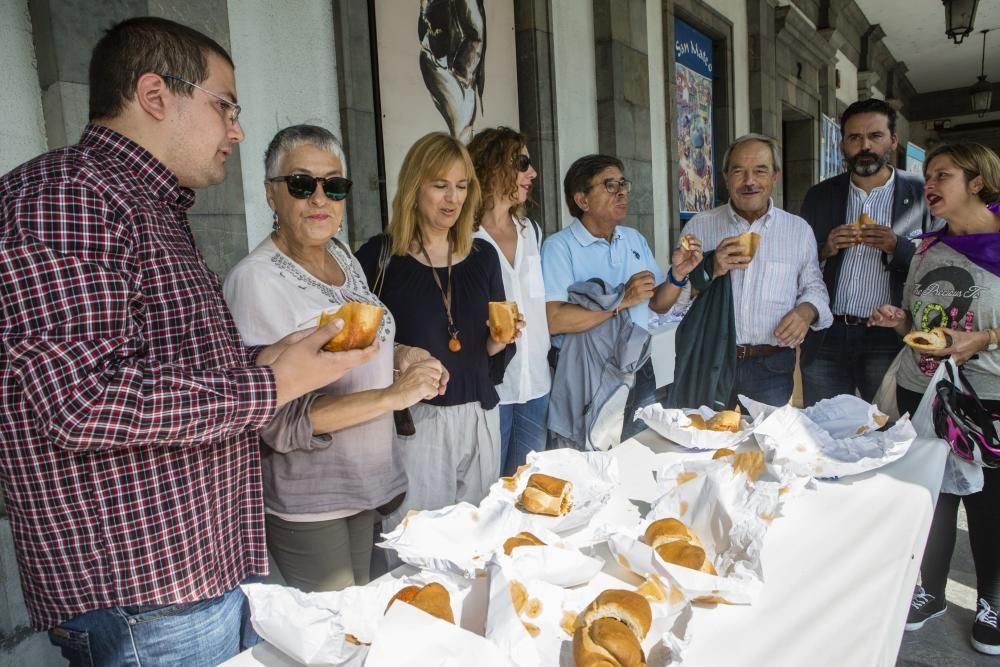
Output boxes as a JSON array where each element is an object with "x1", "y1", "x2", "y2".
[
  {"x1": 684, "y1": 201, "x2": 832, "y2": 346},
  {"x1": 474, "y1": 218, "x2": 552, "y2": 404}
]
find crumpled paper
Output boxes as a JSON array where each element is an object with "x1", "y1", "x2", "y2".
[
  {"x1": 242, "y1": 572, "x2": 470, "y2": 666},
  {"x1": 484, "y1": 559, "x2": 691, "y2": 666},
  {"x1": 606, "y1": 458, "x2": 783, "y2": 604},
  {"x1": 743, "y1": 394, "x2": 917, "y2": 479},
  {"x1": 636, "y1": 404, "x2": 754, "y2": 450},
  {"x1": 483, "y1": 448, "x2": 618, "y2": 535}
]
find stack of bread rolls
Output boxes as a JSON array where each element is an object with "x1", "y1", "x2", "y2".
[
  {"x1": 643, "y1": 518, "x2": 717, "y2": 575},
  {"x1": 573, "y1": 590, "x2": 651, "y2": 666}
]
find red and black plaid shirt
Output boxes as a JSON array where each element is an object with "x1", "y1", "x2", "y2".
[{"x1": 0, "y1": 125, "x2": 276, "y2": 629}]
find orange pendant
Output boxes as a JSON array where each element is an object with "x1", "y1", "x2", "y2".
[{"x1": 448, "y1": 337, "x2": 462, "y2": 352}]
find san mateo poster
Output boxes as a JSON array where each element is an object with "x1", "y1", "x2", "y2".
[{"x1": 675, "y1": 18, "x2": 714, "y2": 220}]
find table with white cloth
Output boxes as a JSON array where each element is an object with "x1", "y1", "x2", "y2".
[{"x1": 224, "y1": 428, "x2": 948, "y2": 667}]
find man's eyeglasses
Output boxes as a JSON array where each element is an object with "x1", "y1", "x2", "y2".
[
  {"x1": 512, "y1": 154, "x2": 533, "y2": 172},
  {"x1": 586, "y1": 178, "x2": 632, "y2": 195},
  {"x1": 161, "y1": 73, "x2": 242, "y2": 125},
  {"x1": 268, "y1": 174, "x2": 353, "y2": 201}
]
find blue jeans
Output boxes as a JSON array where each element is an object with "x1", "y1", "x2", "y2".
[
  {"x1": 802, "y1": 321, "x2": 902, "y2": 406},
  {"x1": 499, "y1": 393, "x2": 550, "y2": 476},
  {"x1": 48, "y1": 583, "x2": 260, "y2": 667},
  {"x1": 732, "y1": 348, "x2": 795, "y2": 408}
]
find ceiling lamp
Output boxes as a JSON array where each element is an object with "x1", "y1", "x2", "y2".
[
  {"x1": 970, "y1": 29, "x2": 993, "y2": 117},
  {"x1": 943, "y1": 0, "x2": 980, "y2": 44}
]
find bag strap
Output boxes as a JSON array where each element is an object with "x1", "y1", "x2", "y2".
[{"x1": 373, "y1": 234, "x2": 392, "y2": 298}]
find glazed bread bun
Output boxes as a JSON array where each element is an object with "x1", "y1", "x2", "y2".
[
  {"x1": 518, "y1": 473, "x2": 573, "y2": 516},
  {"x1": 488, "y1": 301, "x2": 520, "y2": 344},
  {"x1": 573, "y1": 617, "x2": 646, "y2": 667},
  {"x1": 581, "y1": 590, "x2": 652, "y2": 641},
  {"x1": 706, "y1": 408, "x2": 741, "y2": 433},
  {"x1": 644, "y1": 518, "x2": 717, "y2": 575},
  {"x1": 319, "y1": 303, "x2": 383, "y2": 352},
  {"x1": 853, "y1": 212, "x2": 877, "y2": 229},
  {"x1": 903, "y1": 327, "x2": 950, "y2": 353},
  {"x1": 385, "y1": 582, "x2": 454, "y2": 624},
  {"x1": 502, "y1": 531, "x2": 546, "y2": 555},
  {"x1": 736, "y1": 231, "x2": 761, "y2": 259}
]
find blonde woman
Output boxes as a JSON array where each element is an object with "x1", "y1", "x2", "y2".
[{"x1": 356, "y1": 132, "x2": 519, "y2": 537}]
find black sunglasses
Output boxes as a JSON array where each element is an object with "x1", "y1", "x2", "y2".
[
  {"x1": 269, "y1": 175, "x2": 353, "y2": 201},
  {"x1": 513, "y1": 154, "x2": 533, "y2": 172}
]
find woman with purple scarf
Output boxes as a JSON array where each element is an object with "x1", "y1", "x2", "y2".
[{"x1": 870, "y1": 142, "x2": 1000, "y2": 653}]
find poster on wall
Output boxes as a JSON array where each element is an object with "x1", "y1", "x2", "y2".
[
  {"x1": 820, "y1": 115, "x2": 844, "y2": 180},
  {"x1": 375, "y1": 0, "x2": 520, "y2": 212},
  {"x1": 675, "y1": 18, "x2": 714, "y2": 221},
  {"x1": 906, "y1": 142, "x2": 925, "y2": 175}
]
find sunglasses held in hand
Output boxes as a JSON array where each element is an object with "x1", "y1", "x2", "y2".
[{"x1": 269, "y1": 174, "x2": 353, "y2": 201}]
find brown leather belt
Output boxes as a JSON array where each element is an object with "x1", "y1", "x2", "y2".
[{"x1": 735, "y1": 344, "x2": 782, "y2": 359}]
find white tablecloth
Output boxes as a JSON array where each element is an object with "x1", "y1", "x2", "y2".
[{"x1": 224, "y1": 429, "x2": 948, "y2": 667}]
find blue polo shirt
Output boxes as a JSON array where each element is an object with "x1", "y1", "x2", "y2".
[{"x1": 541, "y1": 220, "x2": 664, "y2": 344}]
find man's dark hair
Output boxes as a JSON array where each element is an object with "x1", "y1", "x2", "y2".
[
  {"x1": 88, "y1": 17, "x2": 234, "y2": 121},
  {"x1": 839, "y1": 98, "x2": 897, "y2": 136},
  {"x1": 563, "y1": 154, "x2": 625, "y2": 219}
]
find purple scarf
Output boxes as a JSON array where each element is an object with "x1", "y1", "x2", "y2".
[{"x1": 918, "y1": 203, "x2": 1000, "y2": 278}]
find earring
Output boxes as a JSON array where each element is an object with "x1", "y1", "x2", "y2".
[{"x1": 271, "y1": 210, "x2": 279, "y2": 231}]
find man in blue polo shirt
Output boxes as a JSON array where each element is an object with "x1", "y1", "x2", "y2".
[{"x1": 543, "y1": 154, "x2": 683, "y2": 442}]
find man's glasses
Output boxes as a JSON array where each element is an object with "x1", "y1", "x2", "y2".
[
  {"x1": 512, "y1": 154, "x2": 533, "y2": 172},
  {"x1": 586, "y1": 178, "x2": 632, "y2": 195},
  {"x1": 161, "y1": 73, "x2": 242, "y2": 125},
  {"x1": 269, "y1": 175, "x2": 353, "y2": 201}
]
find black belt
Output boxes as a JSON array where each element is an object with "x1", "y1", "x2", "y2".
[
  {"x1": 833, "y1": 314, "x2": 867, "y2": 326},
  {"x1": 735, "y1": 344, "x2": 782, "y2": 359}
]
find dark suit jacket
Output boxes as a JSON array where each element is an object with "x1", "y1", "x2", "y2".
[{"x1": 799, "y1": 169, "x2": 933, "y2": 363}]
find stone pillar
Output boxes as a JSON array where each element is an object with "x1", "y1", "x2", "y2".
[
  {"x1": 514, "y1": 0, "x2": 561, "y2": 237},
  {"x1": 593, "y1": 0, "x2": 654, "y2": 243},
  {"x1": 334, "y1": 0, "x2": 385, "y2": 248},
  {"x1": 28, "y1": 0, "x2": 249, "y2": 276},
  {"x1": 746, "y1": 0, "x2": 779, "y2": 138}
]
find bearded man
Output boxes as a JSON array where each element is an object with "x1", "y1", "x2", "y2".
[{"x1": 800, "y1": 98, "x2": 934, "y2": 406}]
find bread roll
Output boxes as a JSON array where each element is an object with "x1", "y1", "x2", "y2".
[
  {"x1": 736, "y1": 231, "x2": 761, "y2": 259},
  {"x1": 518, "y1": 473, "x2": 572, "y2": 516},
  {"x1": 502, "y1": 531, "x2": 546, "y2": 555},
  {"x1": 582, "y1": 590, "x2": 652, "y2": 641},
  {"x1": 706, "y1": 408, "x2": 741, "y2": 432},
  {"x1": 644, "y1": 518, "x2": 717, "y2": 575},
  {"x1": 903, "y1": 327, "x2": 950, "y2": 353},
  {"x1": 488, "y1": 301, "x2": 520, "y2": 344},
  {"x1": 385, "y1": 582, "x2": 454, "y2": 624},
  {"x1": 573, "y1": 617, "x2": 647, "y2": 667},
  {"x1": 319, "y1": 303, "x2": 383, "y2": 352}
]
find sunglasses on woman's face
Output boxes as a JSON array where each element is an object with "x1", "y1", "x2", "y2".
[
  {"x1": 512, "y1": 154, "x2": 533, "y2": 173},
  {"x1": 268, "y1": 174, "x2": 353, "y2": 201}
]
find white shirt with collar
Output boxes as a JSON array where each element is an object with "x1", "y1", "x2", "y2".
[{"x1": 684, "y1": 200, "x2": 832, "y2": 346}]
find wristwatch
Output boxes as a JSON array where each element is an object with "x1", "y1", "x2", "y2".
[{"x1": 987, "y1": 328, "x2": 999, "y2": 352}]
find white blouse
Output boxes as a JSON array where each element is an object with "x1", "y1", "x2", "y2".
[{"x1": 474, "y1": 218, "x2": 552, "y2": 404}]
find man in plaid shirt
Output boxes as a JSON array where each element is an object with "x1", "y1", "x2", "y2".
[{"x1": 0, "y1": 17, "x2": 375, "y2": 665}]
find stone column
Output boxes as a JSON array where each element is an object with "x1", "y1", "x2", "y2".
[
  {"x1": 334, "y1": 0, "x2": 385, "y2": 248},
  {"x1": 514, "y1": 0, "x2": 561, "y2": 237},
  {"x1": 593, "y1": 0, "x2": 654, "y2": 243}
]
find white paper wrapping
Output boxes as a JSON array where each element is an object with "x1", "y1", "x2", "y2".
[
  {"x1": 636, "y1": 404, "x2": 754, "y2": 450},
  {"x1": 242, "y1": 572, "x2": 471, "y2": 666},
  {"x1": 482, "y1": 448, "x2": 618, "y2": 535},
  {"x1": 744, "y1": 394, "x2": 918, "y2": 479},
  {"x1": 606, "y1": 458, "x2": 783, "y2": 604},
  {"x1": 484, "y1": 560, "x2": 691, "y2": 666}
]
